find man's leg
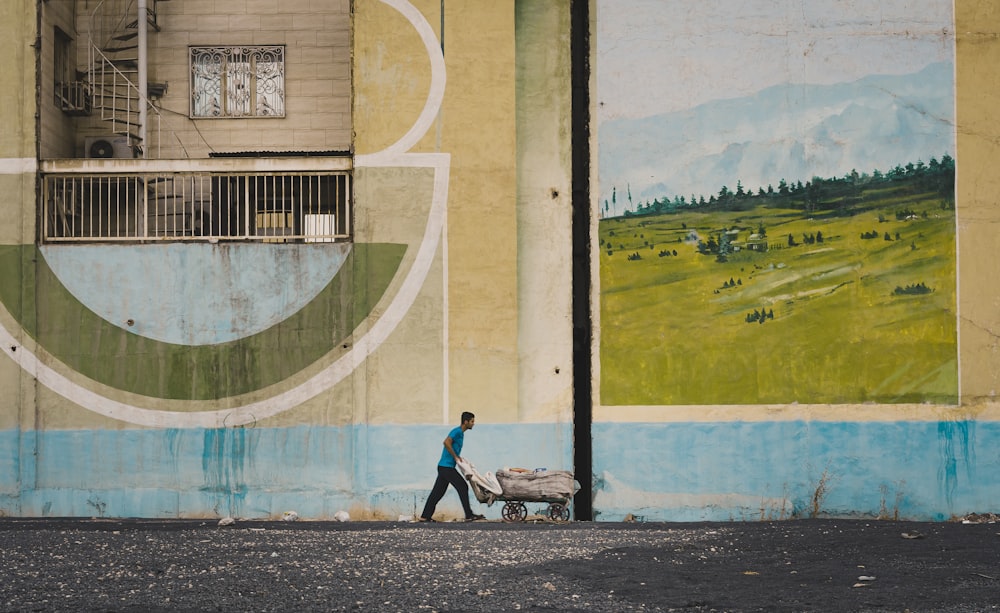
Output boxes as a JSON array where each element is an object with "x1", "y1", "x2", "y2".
[
  {"x1": 443, "y1": 466, "x2": 476, "y2": 519},
  {"x1": 420, "y1": 467, "x2": 450, "y2": 520}
]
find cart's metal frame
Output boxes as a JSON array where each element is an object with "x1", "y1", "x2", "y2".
[
  {"x1": 470, "y1": 476, "x2": 574, "y2": 522},
  {"x1": 495, "y1": 494, "x2": 572, "y2": 522}
]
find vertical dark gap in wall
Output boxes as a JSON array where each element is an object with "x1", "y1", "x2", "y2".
[
  {"x1": 34, "y1": 0, "x2": 43, "y2": 241},
  {"x1": 571, "y1": 0, "x2": 593, "y2": 521}
]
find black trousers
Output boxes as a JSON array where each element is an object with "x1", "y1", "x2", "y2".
[{"x1": 421, "y1": 465, "x2": 473, "y2": 520}]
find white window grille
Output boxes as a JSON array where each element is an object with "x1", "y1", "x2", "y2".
[{"x1": 190, "y1": 46, "x2": 285, "y2": 118}]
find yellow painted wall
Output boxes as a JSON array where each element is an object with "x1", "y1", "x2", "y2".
[
  {"x1": 516, "y1": 0, "x2": 574, "y2": 423},
  {"x1": 355, "y1": 1, "x2": 522, "y2": 425},
  {"x1": 2, "y1": 0, "x2": 999, "y2": 520},
  {"x1": 0, "y1": 0, "x2": 36, "y2": 442},
  {"x1": 956, "y1": 1, "x2": 1000, "y2": 405}
]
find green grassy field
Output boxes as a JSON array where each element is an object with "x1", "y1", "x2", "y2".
[{"x1": 599, "y1": 187, "x2": 957, "y2": 406}]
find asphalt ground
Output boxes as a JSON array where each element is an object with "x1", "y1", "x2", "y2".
[{"x1": 0, "y1": 517, "x2": 998, "y2": 612}]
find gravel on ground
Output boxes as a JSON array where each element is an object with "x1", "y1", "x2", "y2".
[{"x1": 0, "y1": 517, "x2": 998, "y2": 612}]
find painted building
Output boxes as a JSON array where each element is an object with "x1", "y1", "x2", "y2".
[
  {"x1": 0, "y1": 0, "x2": 998, "y2": 521},
  {"x1": 1, "y1": 0, "x2": 575, "y2": 521}
]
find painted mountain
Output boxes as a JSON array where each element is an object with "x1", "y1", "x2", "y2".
[{"x1": 598, "y1": 61, "x2": 955, "y2": 212}]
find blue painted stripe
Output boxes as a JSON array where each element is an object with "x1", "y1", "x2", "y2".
[
  {"x1": 0, "y1": 423, "x2": 573, "y2": 519},
  {"x1": 593, "y1": 420, "x2": 999, "y2": 521},
  {"x1": 3, "y1": 420, "x2": 993, "y2": 521}
]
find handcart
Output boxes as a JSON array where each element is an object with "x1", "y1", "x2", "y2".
[{"x1": 462, "y1": 462, "x2": 578, "y2": 522}]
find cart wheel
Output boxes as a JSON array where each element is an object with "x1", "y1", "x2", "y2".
[
  {"x1": 548, "y1": 503, "x2": 571, "y2": 521},
  {"x1": 502, "y1": 501, "x2": 528, "y2": 522}
]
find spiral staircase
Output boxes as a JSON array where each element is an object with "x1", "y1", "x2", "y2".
[{"x1": 82, "y1": 0, "x2": 166, "y2": 159}]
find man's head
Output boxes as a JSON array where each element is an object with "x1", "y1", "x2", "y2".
[{"x1": 461, "y1": 411, "x2": 476, "y2": 430}]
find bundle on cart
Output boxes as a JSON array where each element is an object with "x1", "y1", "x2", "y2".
[
  {"x1": 457, "y1": 460, "x2": 578, "y2": 522},
  {"x1": 495, "y1": 468, "x2": 576, "y2": 501},
  {"x1": 494, "y1": 468, "x2": 577, "y2": 521}
]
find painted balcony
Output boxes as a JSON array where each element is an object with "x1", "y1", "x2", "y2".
[{"x1": 39, "y1": 157, "x2": 352, "y2": 243}]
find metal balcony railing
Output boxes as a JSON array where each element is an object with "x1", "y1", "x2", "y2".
[{"x1": 41, "y1": 165, "x2": 352, "y2": 244}]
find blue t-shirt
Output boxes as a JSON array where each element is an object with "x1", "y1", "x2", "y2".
[{"x1": 438, "y1": 426, "x2": 464, "y2": 467}]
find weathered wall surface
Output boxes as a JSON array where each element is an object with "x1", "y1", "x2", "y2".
[
  {"x1": 591, "y1": 0, "x2": 1000, "y2": 521},
  {"x1": 38, "y1": 1, "x2": 76, "y2": 159},
  {"x1": 37, "y1": 0, "x2": 352, "y2": 159},
  {"x1": 3, "y1": 0, "x2": 998, "y2": 523},
  {"x1": 150, "y1": 0, "x2": 352, "y2": 158},
  {"x1": 0, "y1": 0, "x2": 573, "y2": 520}
]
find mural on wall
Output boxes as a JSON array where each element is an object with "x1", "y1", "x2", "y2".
[
  {"x1": 597, "y1": 0, "x2": 957, "y2": 406},
  {"x1": 0, "y1": 0, "x2": 449, "y2": 428}
]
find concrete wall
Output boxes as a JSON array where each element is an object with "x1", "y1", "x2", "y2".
[
  {"x1": 590, "y1": 0, "x2": 1000, "y2": 521},
  {"x1": 0, "y1": 0, "x2": 574, "y2": 521},
  {"x1": 148, "y1": 0, "x2": 352, "y2": 158},
  {"x1": 2, "y1": 0, "x2": 999, "y2": 522},
  {"x1": 39, "y1": 0, "x2": 352, "y2": 159},
  {"x1": 38, "y1": 1, "x2": 77, "y2": 159}
]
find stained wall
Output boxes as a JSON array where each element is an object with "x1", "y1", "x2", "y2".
[
  {"x1": 590, "y1": 0, "x2": 1000, "y2": 521},
  {"x1": 1, "y1": 0, "x2": 999, "y2": 522},
  {"x1": 0, "y1": 0, "x2": 573, "y2": 521}
]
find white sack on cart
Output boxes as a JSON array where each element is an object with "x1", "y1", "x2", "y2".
[
  {"x1": 469, "y1": 479, "x2": 496, "y2": 505},
  {"x1": 455, "y1": 458, "x2": 503, "y2": 497},
  {"x1": 495, "y1": 469, "x2": 577, "y2": 501}
]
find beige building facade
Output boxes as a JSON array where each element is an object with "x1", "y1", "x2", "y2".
[{"x1": 0, "y1": 0, "x2": 997, "y2": 521}]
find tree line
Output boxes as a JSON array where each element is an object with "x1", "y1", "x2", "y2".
[{"x1": 605, "y1": 154, "x2": 955, "y2": 219}]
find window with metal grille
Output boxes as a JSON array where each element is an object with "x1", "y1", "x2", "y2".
[{"x1": 190, "y1": 46, "x2": 285, "y2": 118}]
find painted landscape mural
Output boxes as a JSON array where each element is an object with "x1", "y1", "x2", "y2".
[{"x1": 597, "y1": 1, "x2": 957, "y2": 406}]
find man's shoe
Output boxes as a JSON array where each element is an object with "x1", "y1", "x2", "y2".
[
  {"x1": 417, "y1": 516, "x2": 436, "y2": 522},
  {"x1": 466, "y1": 514, "x2": 485, "y2": 521}
]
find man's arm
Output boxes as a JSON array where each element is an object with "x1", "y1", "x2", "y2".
[{"x1": 443, "y1": 436, "x2": 460, "y2": 463}]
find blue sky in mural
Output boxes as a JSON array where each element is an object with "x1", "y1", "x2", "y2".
[{"x1": 597, "y1": 0, "x2": 955, "y2": 213}]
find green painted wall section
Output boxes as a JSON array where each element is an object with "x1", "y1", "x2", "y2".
[{"x1": 0, "y1": 243, "x2": 405, "y2": 400}]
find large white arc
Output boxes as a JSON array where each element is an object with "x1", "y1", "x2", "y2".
[
  {"x1": 377, "y1": 0, "x2": 447, "y2": 158},
  {"x1": 0, "y1": 0, "x2": 448, "y2": 427}
]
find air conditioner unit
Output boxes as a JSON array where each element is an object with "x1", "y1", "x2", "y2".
[{"x1": 85, "y1": 135, "x2": 135, "y2": 159}]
